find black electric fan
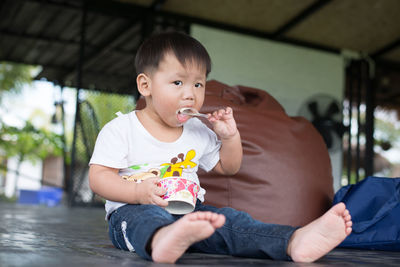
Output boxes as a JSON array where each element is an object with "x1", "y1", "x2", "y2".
[{"x1": 298, "y1": 94, "x2": 347, "y2": 152}]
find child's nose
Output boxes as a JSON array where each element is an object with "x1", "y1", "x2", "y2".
[{"x1": 182, "y1": 85, "x2": 195, "y2": 100}]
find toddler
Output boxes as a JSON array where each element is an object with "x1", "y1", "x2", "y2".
[{"x1": 89, "y1": 31, "x2": 352, "y2": 264}]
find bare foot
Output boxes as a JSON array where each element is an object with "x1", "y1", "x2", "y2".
[
  {"x1": 287, "y1": 202, "x2": 352, "y2": 263},
  {"x1": 151, "y1": 211, "x2": 226, "y2": 263}
]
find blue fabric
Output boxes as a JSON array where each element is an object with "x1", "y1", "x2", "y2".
[
  {"x1": 333, "y1": 176, "x2": 400, "y2": 251},
  {"x1": 108, "y1": 200, "x2": 296, "y2": 261}
]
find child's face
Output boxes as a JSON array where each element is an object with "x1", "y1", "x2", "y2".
[{"x1": 145, "y1": 53, "x2": 207, "y2": 127}]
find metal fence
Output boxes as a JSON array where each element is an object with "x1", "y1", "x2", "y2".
[{"x1": 68, "y1": 89, "x2": 135, "y2": 206}]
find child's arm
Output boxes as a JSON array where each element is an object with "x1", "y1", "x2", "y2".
[
  {"x1": 208, "y1": 107, "x2": 243, "y2": 175},
  {"x1": 89, "y1": 164, "x2": 168, "y2": 207}
]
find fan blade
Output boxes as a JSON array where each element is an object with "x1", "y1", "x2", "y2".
[
  {"x1": 308, "y1": 101, "x2": 320, "y2": 119},
  {"x1": 314, "y1": 122, "x2": 333, "y2": 149},
  {"x1": 320, "y1": 127, "x2": 333, "y2": 149},
  {"x1": 325, "y1": 101, "x2": 340, "y2": 118},
  {"x1": 333, "y1": 122, "x2": 347, "y2": 137}
]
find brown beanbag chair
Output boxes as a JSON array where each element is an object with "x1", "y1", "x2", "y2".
[
  {"x1": 198, "y1": 80, "x2": 334, "y2": 227},
  {"x1": 136, "y1": 80, "x2": 334, "y2": 227}
]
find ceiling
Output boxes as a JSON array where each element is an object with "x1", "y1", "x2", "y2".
[{"x1": 1, "y1": 0, "x2": 400, "y2": 105}]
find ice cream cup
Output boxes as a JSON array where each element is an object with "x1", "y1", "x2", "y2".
[{"x1": 158, "y1": 177, "x2": 200, "y2": 215}]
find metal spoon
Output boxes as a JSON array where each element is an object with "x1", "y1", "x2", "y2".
[{"x1": 177, "y1": 107, "x2": 208, "y2": 118}]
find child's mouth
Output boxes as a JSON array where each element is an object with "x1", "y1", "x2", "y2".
[
  {"x1": 177, "y1": 113, "x2": 189, "y2": 123},
  {"x1": 176, "y1": 109, "x2": 190, "y2": 123}
]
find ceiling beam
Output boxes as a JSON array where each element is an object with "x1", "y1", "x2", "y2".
[
  {"x1": 25, "y1": 0, "x2": 81, "y2": 10},
  {"x1": 371, "y1": 37, "x2": 400, "y2": 59},
  {"x1": 1, "y1": 57, "x2": 70, "y2": 73},
  {"x1": 0, "y1": 57, "x2": 133, "y2": 94},
  {"x1": 272, "y1": 0, "x2": 332, "y2": 39},
  {"x1": 38, "y1": 67, "x2": 131, "y2": 81},
  {"x1": 0, "y1": 29, "x2": 81, "y2": 47}
]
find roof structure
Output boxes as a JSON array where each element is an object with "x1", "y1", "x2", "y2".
[
  {"x1": 3, "y1": 0, "x2": 399, "y2": 202},
  {"x1": 1, "y1": 0, "x2": 400, "y2": 104}
]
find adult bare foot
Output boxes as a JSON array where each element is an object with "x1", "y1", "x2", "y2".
[
  {"x1": 287, "y1": 202, "x2": 352, "y2": 263},
  {"x1": 151, "y1": 211, "x2": 226, "y2": 263}
]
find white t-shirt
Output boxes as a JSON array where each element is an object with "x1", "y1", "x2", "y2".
[{"x1": 89, "y1": 111, "x2": 221, "y2": 219}]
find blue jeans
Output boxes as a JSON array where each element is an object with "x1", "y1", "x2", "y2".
[{"x1": 108, "y1": 200, "x2": 296, "y2": 261}]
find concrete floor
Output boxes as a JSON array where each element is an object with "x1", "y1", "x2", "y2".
[{"x1": 1, "y1": 202, "x2": 399, "y2": 267}]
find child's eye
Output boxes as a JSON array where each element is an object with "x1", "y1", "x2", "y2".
[
  {"x1": 195, "y1": 83, "x2": 203, "y2": 88},
  {"x1": 173, "y1": 81, "x2": 182, "y2": 86}
]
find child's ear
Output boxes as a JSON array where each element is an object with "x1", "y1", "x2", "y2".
[{"x1": 137, "y1": 73, "x2": 151, "y2": 96}]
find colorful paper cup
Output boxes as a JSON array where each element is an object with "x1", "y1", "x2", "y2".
[{"x1": 158, "y1": 177, "x2": 200, "y2": 214}]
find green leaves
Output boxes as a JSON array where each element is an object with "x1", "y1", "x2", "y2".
[
  {"x1": 0, "y1": 62, "x2": 37, "y2": 100},
  {"x1": 0, "y1": 120, "x2": 63, "y2": 164}
]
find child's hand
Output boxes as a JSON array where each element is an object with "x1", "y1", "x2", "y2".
[
  {"x1": 208, "y1": 107, "x2": 238, "y2": 140},
  {"x1": 136, "y1": 178, "x2": 168, "y2": 207}
]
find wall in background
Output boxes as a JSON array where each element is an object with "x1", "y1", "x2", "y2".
[{"x1": 192, "y1": 25, "x2": 344, "y2": 191}]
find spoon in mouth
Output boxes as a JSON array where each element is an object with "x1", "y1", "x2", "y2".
[{"x1": 177, "y1": 107, "x2": 208, "y2": 118}]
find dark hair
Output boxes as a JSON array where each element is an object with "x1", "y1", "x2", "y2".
[{"x1": 135, "y1": 31, "x2": 211, "y2": 76}]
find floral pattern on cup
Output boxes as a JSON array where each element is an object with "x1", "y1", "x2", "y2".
[{"x1": 158, "y1": 177, "x2": 200, "y2": 214}]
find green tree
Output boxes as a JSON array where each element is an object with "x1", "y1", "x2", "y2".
[
  {"x1": 0, "y1": 62, "x2": 36, "y2": 100},
  {"x1": 0, "y1": 120, "x2": 63, "y2": 196}
]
